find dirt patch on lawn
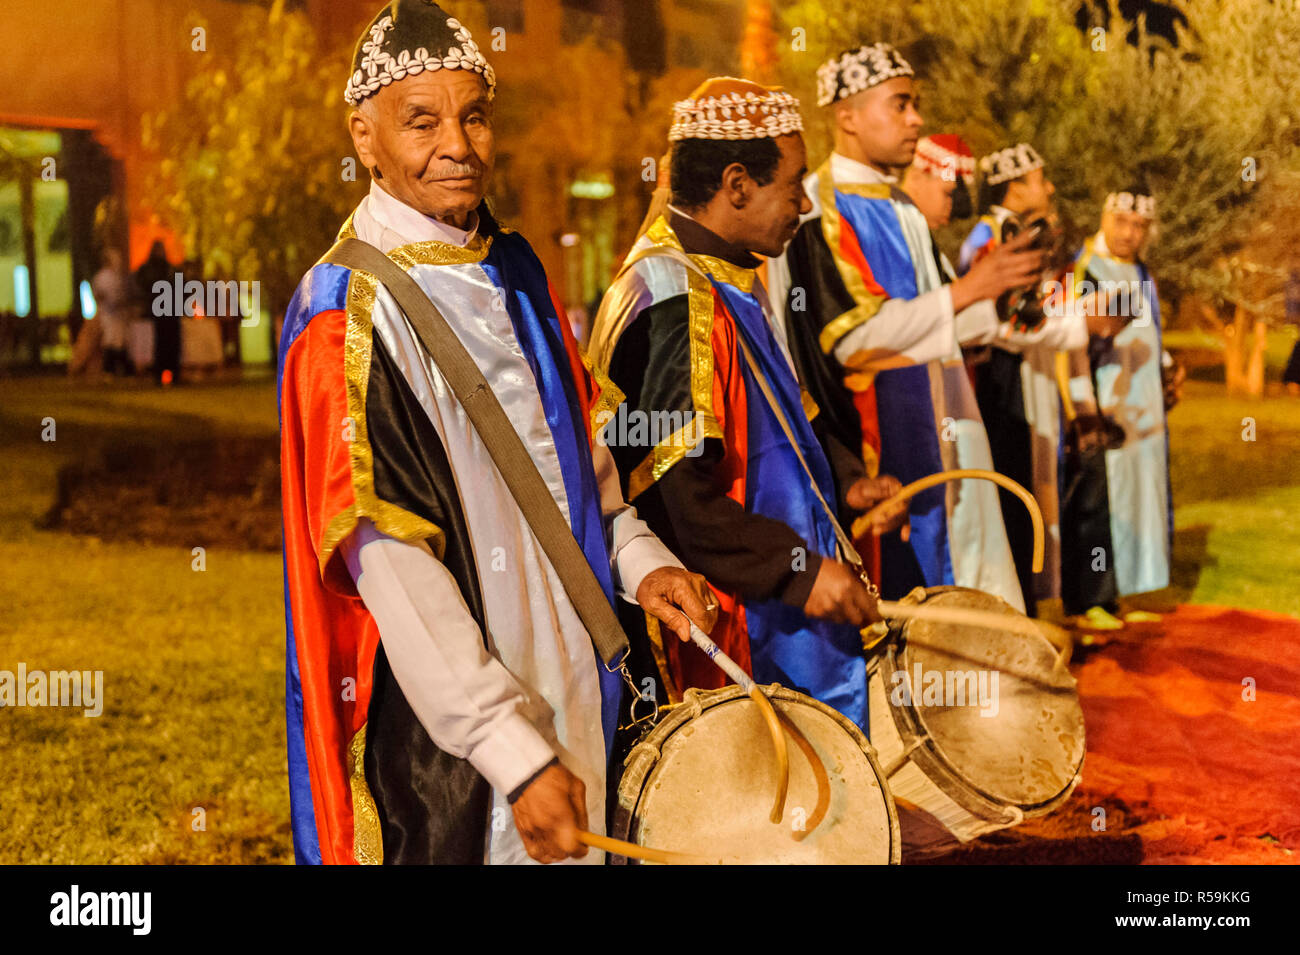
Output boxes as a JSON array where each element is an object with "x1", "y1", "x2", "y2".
[{"x1": 39, "y1": 434, "x2": 282, "y2": 552}]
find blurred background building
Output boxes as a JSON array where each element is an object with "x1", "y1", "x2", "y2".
[{"x1": 0, "y1": 0, "x2": 756, "y2": 370}]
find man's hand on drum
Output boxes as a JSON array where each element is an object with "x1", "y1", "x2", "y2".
[
  {"x1": 512, "y1": 762, "x2": 589, "y2": 863},
  {"x1": 803, "y1": 559, "x2": 883, "y2": 627},
  {"x1": 636, "y1": 566, "x2": 719, "y2": 642},
  {"x1": 846, "y1": 474, "x2": 910, "y2": 540}
]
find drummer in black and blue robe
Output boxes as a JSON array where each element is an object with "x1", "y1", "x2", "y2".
[
  {"x1": 955, "y1": 144, "x2": 1087, "y2": 615},
  {"x1": 590, "y1": 78, "x2": 906, "y2": 733}
]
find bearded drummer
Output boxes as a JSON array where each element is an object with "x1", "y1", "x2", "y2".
[{"x1": 589, "y1": 78, "x2": 906, "y2": 734}]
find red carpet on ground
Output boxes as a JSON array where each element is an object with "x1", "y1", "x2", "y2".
[
  {"x1": 923, "y1": 604, "x2": 1300, "y2": 864},
  {"x1": 1073, "y1": 604, "x2": 1300, "y2": 863}
]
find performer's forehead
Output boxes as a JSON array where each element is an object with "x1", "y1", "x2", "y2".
[
  {"x1": 1107, "y1": 210, "x2": 1150, "y2": 227},
  {"x1": 843, "y1": 76, "x2": 915, "y2": 108},
  {"x1": 377, "y1": 71, "x2": 491, "y2": 112}
]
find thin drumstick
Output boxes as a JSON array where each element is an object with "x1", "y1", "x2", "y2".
[
  {"x1": 877, "y1": 600, "x2": 1073, "y2": 669},
  {"x1": 576, "y1": 829, "x2": 720, "y2": 865},
  {"x1": 852, "y1": 469, "x2": 1045, "y2": 574},
  {"x1": 688, "y1": 623, "x2": 790, "y2": 823}
]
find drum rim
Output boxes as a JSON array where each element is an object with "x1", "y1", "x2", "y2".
[
  {"x1": 610, "y1": 683, "x2": 902, "y2": 864},
  {"x1": 873, "y1": 585, "x2": 1086, "y2": 819}
]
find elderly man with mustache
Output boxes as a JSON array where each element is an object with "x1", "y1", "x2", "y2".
[{"x1": 278, "y1": 0, "x2": 714, "y2": 866}]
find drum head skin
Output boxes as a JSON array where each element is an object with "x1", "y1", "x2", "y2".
[
  {"x1": 613, "y1": 685, "x2": 899, "y2": 864},
  {"x1": 888, "y1": 587, "x2": 1085, "y2": 810}
]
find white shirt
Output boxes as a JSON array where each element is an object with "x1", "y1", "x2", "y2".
[
  {"x1": 769, "y1": 151, "x2": 999, "y2": 368},
  {"x1": 339, "y1": 181, "x2": 680, "y2": 863}
]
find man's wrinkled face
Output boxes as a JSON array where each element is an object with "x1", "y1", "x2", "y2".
[
  {"x1": 836, "y1": 76, "x2": 924, "y2": 169},
  {"x1": 736, "y1": 133, "x2": 813, "y2": 257},
  {"x1": 1102, "y1": 209, "x2": 1151, "y2": 261},
  {"x1": 349, "y1": 70, "x2": 495, "y2": 228},
  {"x1": 902, "y1": 168, "x2": 957, "y2": 229}
]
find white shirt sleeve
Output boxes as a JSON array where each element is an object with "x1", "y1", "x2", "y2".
[
  {"x1": 831, "y1": 286, "x2": 956, "y2": 368},
  {"x1": 766, "y1": 250, "x2": 793, "y2": 334},
  {"x1": 995, "y1": 307, "x2": 1089, "y2": 352},
  {"x1": 592, "y1": 438, "x2": 684, "y2": 602},
  {"x1": 339, "y1": 518, "x2": 556, "y2": 797},
  {"x1": 1061, "y1": 348, "x2": 1099, "y2": 413},
  {"x1": 954, "y1": 299, "x2": 1000, "y2": 347}
]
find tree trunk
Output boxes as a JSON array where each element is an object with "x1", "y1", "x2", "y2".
[
  {"x1": 1221, "y1": 304, "x2": 1247, "y2": 395},
  {"x1": 1245, "y1": 319, "x2": 1268, "y2": 398}
]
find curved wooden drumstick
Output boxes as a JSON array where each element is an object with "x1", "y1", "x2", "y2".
[
  {"x1": 876, "y1": 600, "x2": 1073, "y2": 672},
  {"x1": 688, "y1": 623, "x2": 790, "y2": 824},
  {"x1": 576, "y1": 829, "x2": 720, "y2": 865},
  {"x1": 851, "y1": 468, "x2": 1045, "y2": 574}
]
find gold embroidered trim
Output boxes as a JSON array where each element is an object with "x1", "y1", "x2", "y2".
[
  {"x1": 643, "y1": 215, "x2": 758, "y2": 294},
  {"x1": 644, "y1": 214, "x2": 678, "y2": 251},
  {"x1": 836, "y1": 182, "x2": 893, "y2": 200},
  {"x1": 619, "y1": 216, "x2": 726, "y2": 499},
  {"x1": 816, "y1": 160, "x2": 887, "y2": 354},
  {"x1": 335, "y1": 210, "x2": 492, "y2": 267},
  {"x1": 626, "y1": 415, "x2": 722, "y2": 501},
  {"x1": 386, "y1": 234, "x2": 493, "y2": 270},
  {"x1": 978, "y1": 213, "x2": 1001, "y2": 247},
  {"x1": 800, "y1": 388, "x2": 820, "y2": 422},
  {"x1": 1073, "y1": 236, "x2": 1095, "y2": 288},
  {"x1": 579, "y1": 348, "x2": 626, "y2": 441},
  {"x1": 318, "y1": 267, "x2": 447, "y2": 579},
  {"x1": 861, "y1": 441, "x2": 880, "y2": 479},
  {"x1": 1055, "y1": 350, "x2": 1078, "y2": 422},
  {"x1": 819, "y1": 308, "x2": 875, "y2": 355},
  {"x1": 685, "y1": 270, "x2": 720, "y2": 438},
  {"x1": 1054, "y1": 237, "x2": 1100, "y2": 423},
  {"x1": 643, "y1": 613, "x2": 682, "y2": 706},
  {"x1": 691, "y1": 253, "x2": 755, "y2": 293},
  {"x1": 348, "y1": 725, "x2": 383, "y2": 865}
]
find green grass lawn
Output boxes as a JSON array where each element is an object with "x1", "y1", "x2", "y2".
[
  {"x1": 0, "y1": 370, "x2": 1297, "y2": 863},
  {"x1": 1167, "y1": 380, "x2": 1300, "y2": 615},
  {"x1": 0, "y1": 375, "x2": 290, "y2": 863}
]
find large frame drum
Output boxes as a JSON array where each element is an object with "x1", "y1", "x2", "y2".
[
  {"x1": 866, "y1": 586, "x2": 1085, "y2": 851},
  {"x1": 611, "y1": 684, "x2": 900, "y2": 864}
]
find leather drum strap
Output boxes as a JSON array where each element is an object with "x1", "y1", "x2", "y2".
[{"x1": 321, "y1": 237, "x2": 630, "y2": 669}]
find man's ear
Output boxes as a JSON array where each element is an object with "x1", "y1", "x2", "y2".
[
  {"x1": 833, "y1": 100, "x2": 857, "y2": 137},
  {"x1": 720, "y1": 162, "x2": 751, "y2": 210},
  {"x1": 348, "y1": 110, "x2": 378, "y2": 174}
]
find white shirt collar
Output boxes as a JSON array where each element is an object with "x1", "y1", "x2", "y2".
[
  {"x1": 1093, "y1": 229, "x2": 1114, "y2": 258},
  {"x1": 989, "y1": 204, "x2": 1017, "y2": 225},
  {"x1": 830, "y1": 151, "x2": 898, "y2": 186},
  {"x1": 354, "y1": 180, "x2": 479, "y2": 252}
]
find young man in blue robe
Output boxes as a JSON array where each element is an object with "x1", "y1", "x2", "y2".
[
  {"x1": 590, "y1": 78, "x2": 905, "y2": 734},
  {"x1": 768, "y1": 45, "x2": 1042, "y2": 611}
]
